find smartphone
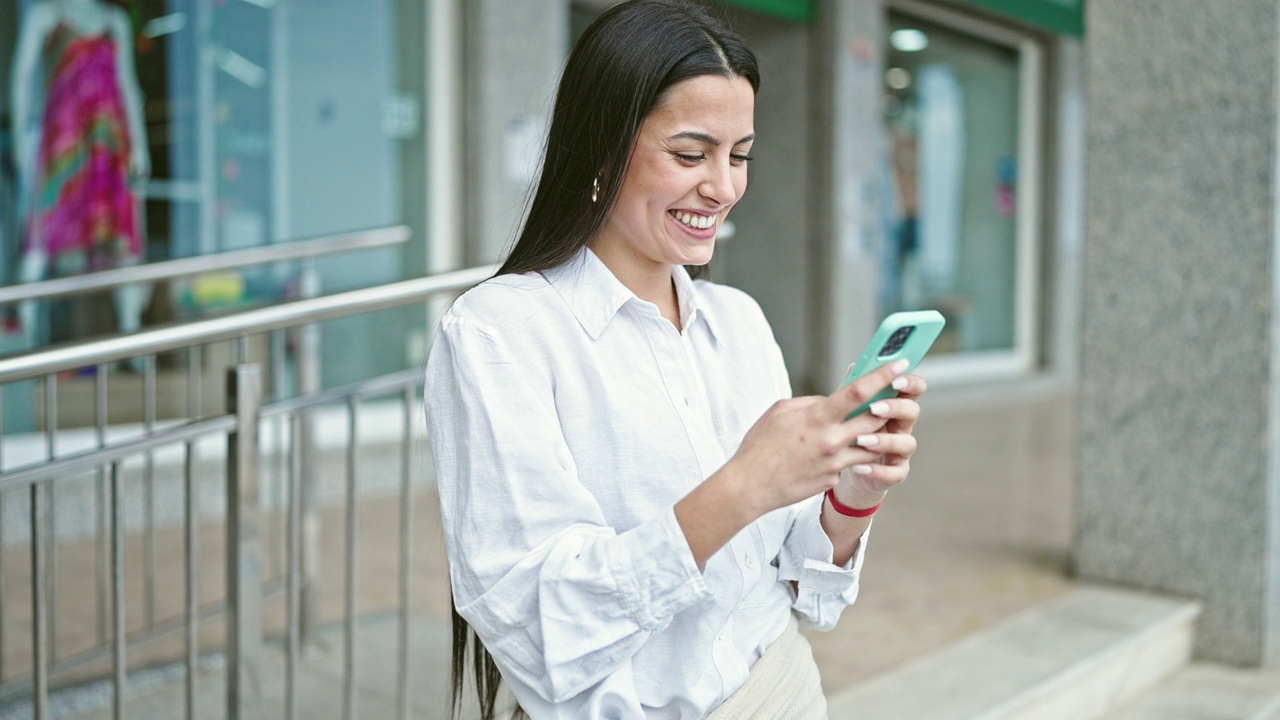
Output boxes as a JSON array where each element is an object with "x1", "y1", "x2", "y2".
[{"x1": 840, "y1": 310, "x2": 946, "y2": 419}]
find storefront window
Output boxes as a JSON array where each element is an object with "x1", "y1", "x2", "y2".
[
  {"x1": 0, "y1": 0, "x2": 429, "y2": 390},
  {"x1": 882, "y1": 8, "x2": 1041, "y2": 373}
]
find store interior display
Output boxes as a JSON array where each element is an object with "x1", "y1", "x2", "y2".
[
  {"x1": 9, "y1": 0, "x2": 149, "y2": 345},
  {"x1": 883, "y1": 13, "x2": 1022, "y2": 356}
]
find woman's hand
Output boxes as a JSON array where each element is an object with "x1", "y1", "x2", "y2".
[
  {"x1": 724, "y1": 358, "x2": 913, "y2": 519},
  {"x1": 831, "y1": 372, "x2": 927, "y2": 509},
  {"x1": 676, "y1": 359, "x2": 922, "y2": 569},
  {"x1": 818, "y1": 370, "x2": 925, "y2": 567}
]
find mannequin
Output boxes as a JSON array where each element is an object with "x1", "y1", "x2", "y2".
[{"x1": 10, "y1": 0, "x2": 149, "y2": 344}]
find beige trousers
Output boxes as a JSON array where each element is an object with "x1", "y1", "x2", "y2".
[{"x1": 703, "y1": 615, "x2": 829, "y2": 720}]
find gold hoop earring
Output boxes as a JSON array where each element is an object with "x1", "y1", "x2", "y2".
[{"x1": 591, "y1": 176, "x2": 601, "y2": 204}]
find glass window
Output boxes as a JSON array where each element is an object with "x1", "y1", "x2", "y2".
[
  {"x1": 0, "y1": 0, "x2": 432, "y2": 430},
  {"x1": 882, "y1": 9, "x2": 1038, "y2": 368},
  {"x1": 1, "y1": 0, "x2": 429, "y2": 377}
]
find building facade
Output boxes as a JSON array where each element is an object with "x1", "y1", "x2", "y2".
[
  {"x1": 0, "y1": 0, "x2": 1086, "y2": 408},
  {"x1": 463, "y1": 0, "x2": 1087, "y2": 398}
]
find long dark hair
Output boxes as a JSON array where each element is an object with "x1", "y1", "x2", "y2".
[
  {"x1": 453, "y1": 2, "x2": 759, "y2": 718},
  {"x1": 494, "y1": 0, "x2": 760, "y2": 279}
]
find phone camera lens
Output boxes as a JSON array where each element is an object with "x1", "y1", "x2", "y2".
[{"x1": 877, "y1": 325, "x2": 915, "y2": 357}]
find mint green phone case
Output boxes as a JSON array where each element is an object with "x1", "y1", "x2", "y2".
[{"x1": 840, "y1": 310, "x2": 946, "y2": 419}]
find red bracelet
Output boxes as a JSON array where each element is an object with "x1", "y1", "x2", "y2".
[{"x1": 825, "y1": 488, "x2": 881, "y2": 517}]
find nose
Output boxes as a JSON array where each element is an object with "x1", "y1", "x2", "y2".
[{"x1": 698, "y1": 158, "x2": 738, "y2": 207}]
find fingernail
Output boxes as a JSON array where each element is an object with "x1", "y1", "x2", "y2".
[
  {"x1": 869, "y1": 401, "x2": 889, "y2": 416},
  {"x1": 891, "y1": 376, "x2": 909, "y2": 391},
  {"x1": 852, "y1": 464, "x2": 873, "y2": 475},
  {"x1": 892, "y1": 358, "x2": 910, "y2": 374},
  {"x1": 856, "y1": 434, "x2": 879, "y2": 447}
]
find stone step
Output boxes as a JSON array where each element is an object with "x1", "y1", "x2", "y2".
[
  {"x1": 826, "y1": 585, "x2": 1201, "y2": 720},
  {"x1": 1103, "y1": 664, "x2": 1280, "y2": 720}
]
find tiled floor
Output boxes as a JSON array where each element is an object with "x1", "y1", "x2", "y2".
[{"x1": 0, "y1": 390, "x2": 1079, "y2": 716}]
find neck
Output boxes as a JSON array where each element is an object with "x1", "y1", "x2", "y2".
[{"x1": 586, "y1": 244, "x2": 681, "y2": 328}]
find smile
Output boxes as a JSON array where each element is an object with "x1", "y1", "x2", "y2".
[{"x1": 671, "y1": 211, "x2": 716, "y2": 230}]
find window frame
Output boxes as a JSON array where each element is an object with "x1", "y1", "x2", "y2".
[{"x1": 890, "y1": 0, "x2": 1045, "y2": 385}]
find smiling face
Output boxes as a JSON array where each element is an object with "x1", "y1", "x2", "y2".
[{"x1": 589, "y1": 73, "x2": 756, "y2": 296}]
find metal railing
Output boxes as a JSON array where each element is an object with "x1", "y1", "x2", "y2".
[
  {"x1": 0, "y1": 225, "x2": 410, "y2": 307},
  {"x1": 0, "y1": 261, "x2": 497, "y2": 719}
]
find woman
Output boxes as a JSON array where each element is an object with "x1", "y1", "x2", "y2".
[{"x1": 425, "y1": 2, "x2": 926, "y2": 717}]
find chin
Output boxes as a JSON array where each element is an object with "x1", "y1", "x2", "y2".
[{"x1": 673, "y1": 246, "x2": 715, "y2": 268}]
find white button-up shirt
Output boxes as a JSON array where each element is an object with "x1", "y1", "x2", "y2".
[{"x1": 425, "y1": 247, "x2": 868, "y2": 719}]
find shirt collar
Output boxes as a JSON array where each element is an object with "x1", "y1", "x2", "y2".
[{"x1": 540, "y1": 247, "x2": 716, "y2": 341}]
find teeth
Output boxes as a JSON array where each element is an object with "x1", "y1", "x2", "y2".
[{"x1": 675, "y1": 211, "x2": 715, "y2": 230}]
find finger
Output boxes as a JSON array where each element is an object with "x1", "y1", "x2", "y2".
[
  {"x1": 848, "y1": 460, "x2": 911, "y2": 488},
  {"x1": 852, "y1": 432, "x2": 917, "y2": 459},
  {"x1": 891, "y1": 374, "x2": 928, "y2": 400},
  {"x1": 826, "y1": 445, "x2": 881, "y2": 473},
  {"x1": 829, "y1": 358, "x2": 909, "y2": 421},
  {"x1": 835, "y1": 410, "x2": 890, "y2": 443},
  {"x1": 891, "y1": 400, "x2": 927, "y2": 435},
  {"x1": 866, "y1": 397, "x2": 921, "y2": 425}
]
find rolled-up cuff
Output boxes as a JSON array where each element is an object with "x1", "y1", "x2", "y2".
[
  {"x1": 781, "y1": 496, "x2": 870, "y2": 629},
  {"x1": 609, "y1": 505, "x2": 712, "y2": 630}
]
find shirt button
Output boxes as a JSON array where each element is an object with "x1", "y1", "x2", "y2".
[
  {"x1": 684, "y1": 396, "x2": 691, "y2": 406},
  {"x1": 805, "y1": 568, "x2": 818, "y2": 577},
  {"x1": 744, "y1": 555, "x2": 755, "y2": 569}
]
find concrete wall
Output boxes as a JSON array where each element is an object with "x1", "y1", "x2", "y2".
[
  {"x1": 1076, "y1": 0, "x2": 1280, "y2": 666},
  {"x1": 463, "y1": 0, "x2": 566, "y2": 265}
]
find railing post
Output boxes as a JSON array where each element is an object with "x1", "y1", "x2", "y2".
[
  {"x1": 297, "y1": 261, "x2": 322, "y2": 646},
  {"x1": 226, "y1": 362, "x2": 263, "y2": 719}
]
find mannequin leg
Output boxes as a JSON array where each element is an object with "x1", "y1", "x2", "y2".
[
  {"x1": 114, "y1": 283, "x2": 148, "y2": 335},
  {"x1": 114, "y1": 283, "x2": 149, "y2": 372},
  {"x1": 18, "y1": 248, "x2": 47, "y2": 346}
]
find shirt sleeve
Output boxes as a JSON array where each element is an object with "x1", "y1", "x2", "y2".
[
  {"x1": 776, "y1": 495, "x2": 870, "y2": 630},
  {"x1": 425, "y1": 310, "x2": 712, "y2": 703}
]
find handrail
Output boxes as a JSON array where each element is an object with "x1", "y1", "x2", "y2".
[
  {"x1": 262, "y1": 367, "x2": 424, "y2": 418},
  {"x1": 0, "y1": 415, "x2": 238, "y2": 494},
  {"x1": 0, "y1": 264, "x2": 498, "y2": 384},
  {"x1": 0, "y1": 225, "x2": 411, "y2": 307}
]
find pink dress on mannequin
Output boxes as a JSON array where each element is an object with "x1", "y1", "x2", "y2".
[{"x1": 29, "y1": 22, "x2": 139, "y2": 273}]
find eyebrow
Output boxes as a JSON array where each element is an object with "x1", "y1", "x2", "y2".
[{"x1": 668, "y1": 131, "x2": 755, "y2": 146}]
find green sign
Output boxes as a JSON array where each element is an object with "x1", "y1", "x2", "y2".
[
  {"x1": 719, "y1": 0, "x2": 813, "y2": 23},
  {"x1": 720, "y1": 0, "x2": 1084, "y2": 36},
  {"x1": 957, "y1": 0, "x2": 1085, "y2": 37}
]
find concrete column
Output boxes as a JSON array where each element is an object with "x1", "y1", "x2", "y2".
[
  {"x1": 713, "y1": 8, "x2": 813, "y2": 394},
  {"x1": 805, "y1": 0, "x2": 886, "y2": 394},
  {"x1": 464, "y1": 0, "x2": 566, "y2": 265},
  {"x1": 1076, "y1": 0, "x2": 1280, "y2": 666}
]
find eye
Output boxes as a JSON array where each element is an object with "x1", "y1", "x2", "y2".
[
  {"x1": 730, "y1": 153, "x2": 755, "y2": 165},
  {"x1": 674, "y1": 152, "x2": 704, "y2": 164}
]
